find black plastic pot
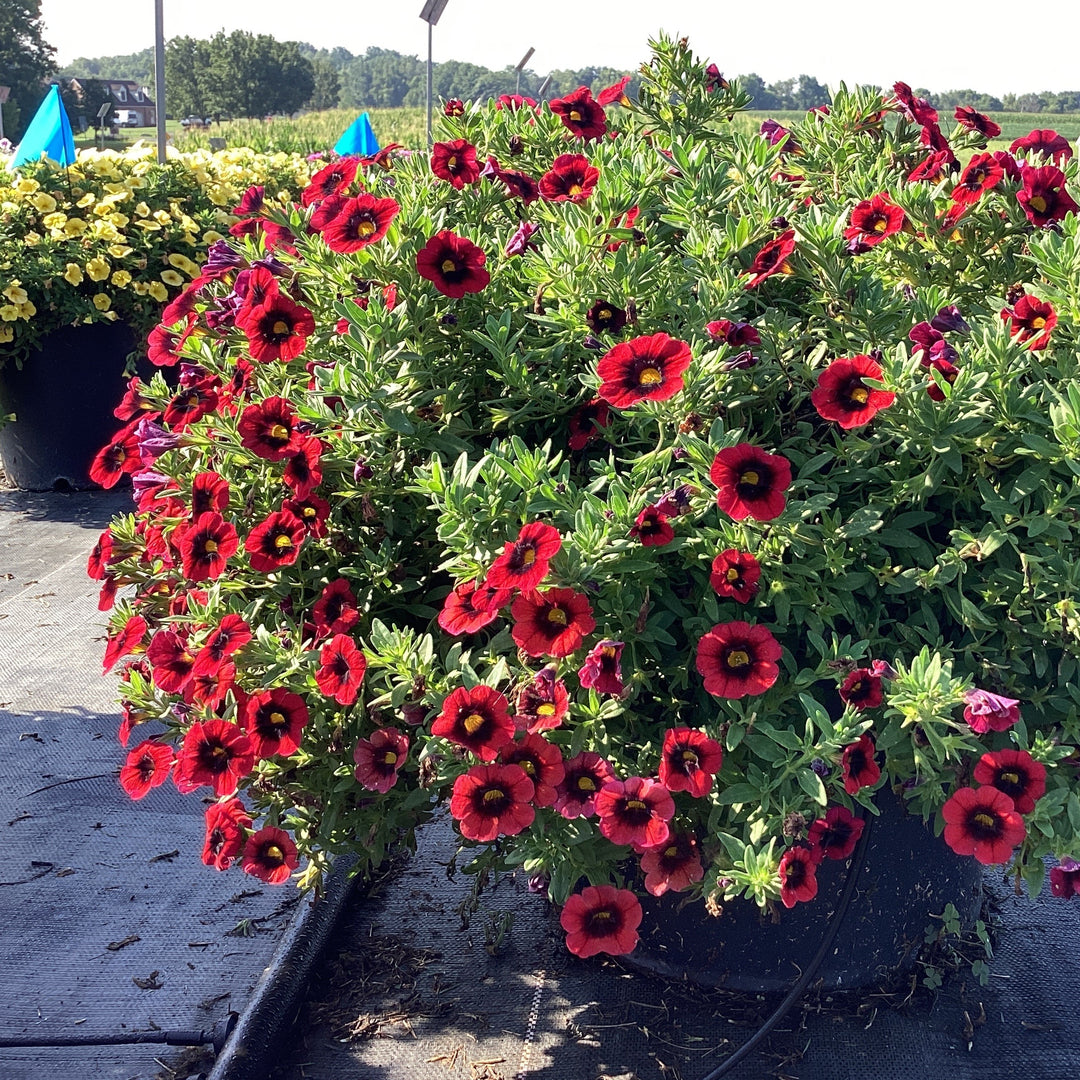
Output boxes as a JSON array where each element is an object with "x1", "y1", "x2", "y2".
[
  {"x1": 0, "y1": 322, "x2": 137, "y2": 490},
  {"x1": 622, "y1": 789, "x2": 982, "y2": 992}
]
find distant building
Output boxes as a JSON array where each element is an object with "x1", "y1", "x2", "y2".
[{"x1": 62, "y1": 78, "x2": 156, "y2": 127}]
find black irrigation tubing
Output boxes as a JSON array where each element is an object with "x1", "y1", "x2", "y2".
[
  {"x1": 697, "y1": 806, "x2": 875, "y2": 1080},
  {"x1": 0, "y1": 1016, "x2": 235, "y2": 1052},
  {"x1": 207, "y1": 853, "x2": 362, "y2": 1080}
]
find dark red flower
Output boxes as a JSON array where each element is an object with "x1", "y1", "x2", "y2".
[
  {"x1": 315, "y1": 634, "x2": 367, "y2": 706},
  {"x1": 742, "y1": 230, "x2": 795, "y2": 288},
  {"x1": 710, "y1": 549, "x2": 761, "y2": 604},
  {"x1": 113, "y1": 377, "x2": 159, "y2": 423},
  {"x1": 245, "y1": 510, "x2": 306, "y2": 573},
  {"x1": 567, "y1": 397, "x2": 611, "y2": 450},
  {"x1": 1017, "y1": 164, "x2": 1079, "y2": 226},
  {"x1": 962, "y1": 689, "x2": 1021, "y2": 734},
  {"x1": 710, "y1": 443, "x2": 792, "y2": 521},
  {"x1": 430, "y1": 138, "x2": 480, "y2": 188},
  {"x1": 147, "y1": 315, "x2": 196, "y2": 367},
  {"x1": 640, "y1": 832, "x2": 705, "y2": 896},
  {"x1": 119, "y1": 739, "x2": 173, "y2": 800},
  {"x1": 89, "y1": 421, "x2": 141, "y2": 488},
  {"x1": 321, "y1": 194, "x2": 400, "y2": 253},
  {"x1": 841, "y1": 733, "x2": 880, "y2": 794},
  {"x1": 1010, "y1": 129, "x2": 1072, "y2": 165},
  {"x1": 696, "y1": 621, "x2": 782, "y2": 699},
  {"x1": 585, "y1": 299, "x2": 627, "y2": 335},
  {"x1": 103, "y1": 614, "x2": 147, "y2": 674},
  {"x1": 658, "y1": 727, "x2": 724, "y2": 797},
  {"x1": 706, "y1": 319, "x2": 761, "y2": 347},
  {"x1": 597, "y1": 75, "x2": 632, "y2": 107},
  {"x1": 779, "y1": 846, "x2": 819, "y2": 907},
  {"x1": 950, "y1": 153, "x2": 1004, "y2": 207},
  {"x1": 629, "y1": 504, "x2": 673, "y2": 547},
  {"x1": 514, "y1": 666, "x2": 570, "y2": 733},
  {"x1": 416, "y1": 230, "x2": 490, "y2": 298},
  {"x1": 450, "y1": 763, "x2": 535, "y2": 842},
  {"x1": 511, "y1": 587, "x2": 596, "y2": 658},
  {"x1": 908, "y1": 150, "x2": 957, "y2": 183},
  {"x1": 353, "y1": 727, "x2": 409, "y2": 793},
  {"x1": 432, "y1": 684, "x2": 515, "y2": 761},
  {"x1": 202, "y1": 797, "x2": 251, "y2": 870},
  {"x1": 844, "y1": 194, "x2": 906, "y2": 246},
  {"x1": 500, "y1": 733, "x2": 565, "y2": 807},
  {"x1": 160, "y1": 275, "x2": 210, "y2": 325},
  {"x1": 954, "y1": 106, "x2": 1000, "y2": 138},
  {"x1": 237, "y1": 294, "x2": 315, "y2": 363},
  {"x1": 496, "y1": 94, "x2": 536, "y2": 111},
  {"x1": 1001, "y1": 294, "x2": 1056, "y2": 350},
  {"x1": 973, "y1": 749, "x2": 1046, "y2": 815},
  {"x1": 596, "y1": 332, "x2": 692, "y2": 409},
  {"x1": 163, "y1": 379, "x2": 220, "y2": 430},
  {"x1": 178, "y1": 512, "x2": 239, "y2": 581},
  {"x1": 184, "y1": 659, "x2": 235, "y2": 710},
  {"x1": 839, "y1": 668, "x2": 884, "y2": 710},
  {"x1": 302, "y1": 157, "x2": 360, "y2": 207},
  {"x1": 486, "y1": 521, "x2": 562, "y2": 591},
  {"x1": 191, "y1": 471, "x2": 230, "y2": 518},
  {"x1": 554, "y1": 751, "x2": 614, "y2": 818},
  {"x1": 577, "y1": 640, "x2": 625, "y2": 696},
  {"x1": 282, "y1": 494, "x2": 331, "y2": 539},
  {"x1": 242, "y1": 826, "x2": 298, "y2": 884},
  {"x1": 146, "y1": 628, "x2": 196, "y2": 693},
  {"x1": 926, "y1": 357, "x2": 960, "y2": 401},
  {"x1": 596, "y1": 776, "x2": 674, "y2": 849},
  {"x1": 1050, "y1": 858, "x2": 1080, "y2": 899},
  {"x1": 174, "y1": 719, "x2": 254, "y2": 797},
  {"x1": 443, "y1": 98, "x2": 465, "y2": 116},
  {"x1": 807, "y1": 806, "x2": 865, "y2": 861},
  {"x1": 241, "y1": 687, "x2": 309, "y2": 759},
  {"x1": 549, "y1": 86, "x2": 607, "y2": 140},
  {"x1": 88, "y1": 529, "x2": 114, "y2": 580},
  {"x1": 283, "y1": 436, "x2": 323, "y2": 499},
  {"x1": 560, "y1": 885, "x2": 641, "y2": 957},
  {"x1": 193, "y1": 614, "x2": 252, "y2": 678},
  {"x1": 313, "y1": 578, "x2": 360, "y2": 637},
  {"x1": 942, "y1": 786, "x2": 1026, "y2": 864},
  {"x1": 539, "y1": 154, "x2": 600, "y2": 203},
  {"x1": 438, "y1": 578, "x2": 512, "y2": 636}
]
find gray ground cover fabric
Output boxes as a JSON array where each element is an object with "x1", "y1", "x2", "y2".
[{"x1": 0, "y1": 490, "x2": 299, "y2": 1080}]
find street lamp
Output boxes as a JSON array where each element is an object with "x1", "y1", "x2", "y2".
[
  {"x1": 515, "y1": 47, "x2": 534, "y2": 97},
  {"x1": 419, "y1": 0, "x2": 450, "y2": 147},
  {"x1": 154, "y1": 0, "x2": 166, "y2": 163}
]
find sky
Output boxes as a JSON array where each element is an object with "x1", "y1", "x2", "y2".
[{"x1": 37, "y1": 0, "x2": 1080, "y2": 98}]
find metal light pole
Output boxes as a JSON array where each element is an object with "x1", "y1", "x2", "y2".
[
  {"x1": 515, "y1": 48, "x2": 534, "y2": 97},
  {"x1": 154, "y1": 0, "x2": 166, "y2": 163},
  {"x1": 419, "y1": 0, "x2": 450, "y2": 146},
  {"x1": 0, "y1": 87, "x2": 9, "y2": 144}
]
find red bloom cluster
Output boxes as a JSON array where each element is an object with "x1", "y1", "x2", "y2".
[
  {"x1": 640, "y1": 832, "x2": 704, "y2": 897},
  {"x1": 811, "y1": 355, "x2": 895, "y2": 429},
  {"x1": 431, "y1": 139, "x2": 481, "y2": 188},
  {"x1": 942, "y1": 786, "x2": 1026, "y2": 864},
  {"x1": 577, "y1": 640, "x2": 625, "y2": 695},
  {"x1": 432, "y1": 684, "x2": 515, "y2": 760},
  {"x1": 807, "y1": 806, "x2": 864, "y2": 861},
  {"x1": 596, "y1": 776, "x2": 674, "y2": 848},
  {"x1": 438, "y1": 578, "x2": 511, "y2": 636},
  {"x1": 486, "y1": 521, "x2": 561, "y2": 591},
  {"x1": 709, "y1": 549, "x2": 761, "y2": 604},
  {"x1": 320, "y1": 194, "x2": 400, "y2": 253},
  {"x1": 450, "y1": 763, "x2": 535, "y2": 841},
  {"x1": 838, "y1": 668, "x2": 884, "y2": 710},
  {"x1": 778, "y1": 846, "x2": 819, "y2": 907},
  {"x1": 539, "y1": 154, "x2": 600, "y2": 203},
  {"x1": 354, "y1": 728, "x2": 409, "y2": 792},
  {"x1": 658, "y1": 727, "x2": 723, "y2": 797},
  {"x1": 742, "y1": 230, "x2": 795, "y2": 288},
  {"x1": 511, "y1": 587, "x2": 595, "y2": 658},
  {"x1": 840, "y1": 734, "x2": 880, "y2": 794},
  {"x1": 242, "y1": 826, "x2": 298, "y2": 884}
]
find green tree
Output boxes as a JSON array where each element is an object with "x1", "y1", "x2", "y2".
[
  {"x1": 164, "y1": 36, "x2": 211, "y2": 118},
  {"x1": 306, "y1": 57, "x2": 341, "y2": 111},
  {"x1": 202, "y1": 31, "x2": 314, "y2": 117},
  {"x1": 0, "y1": 0, "x2": 56, "y2": 141}
]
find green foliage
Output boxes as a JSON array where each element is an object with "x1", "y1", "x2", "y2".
[{"x1": 0, "y1": 0, "x2": 56, "y2": 141}]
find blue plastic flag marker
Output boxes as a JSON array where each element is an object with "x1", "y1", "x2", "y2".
[
  {"x1": 333, "y1": 112, "x2": 380, "y2": 157},
  {"x1": 11, "y1": 84, "x2": 77, "y2": 169}
]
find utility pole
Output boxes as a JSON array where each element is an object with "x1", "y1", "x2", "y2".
[
  {"x1": 419, "y1": 0, "x2": 450, "y2": 146},
  {"x1": 154, "y1": 0, "x2": 166, "y2": 163},
  {"x1": 0, "y1": 87, "x2": 10, "y2": 144}
]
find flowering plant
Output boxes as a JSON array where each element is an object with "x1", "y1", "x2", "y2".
[
  {"x1": 0, "y1": 145, "x2": 311, "y2": 367},
  {"x1": 94, "y1": 36, "x2": 1080, "y2": 959}
]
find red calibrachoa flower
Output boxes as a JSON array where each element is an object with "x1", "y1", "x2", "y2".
[
  {"x1": 973, "y1": 749, "x2": 1046, "y2": 815},
  {"x1": 839, "y1": 668, "x2": 884, "y2": 710},
  {"x1": 88, "y1": 528, "x2": 113, "y2": 579},
  {"x1": 185, "y1": 659, "x2": 235, "y2": 710},
  {"x1": 500, "y1": 733, "x2": 566, "y2": 807},
  {"x1": 237, "y1": 294, "x2": 315, "y2": 363},
  {"x1": 950, "y1": 153, "x2": 1004, "y2": 207},
  {"x1": 696, "y1": 621, "x2": 782, "y2": 699},
  {"x1": 202, "y1": 797, "x2": 251, "y2": 870},
  {"x1": 514, "y1": 666, "x2": 570, "y2": 733},
  {"x1": 807, "y1": 806, "x2": 865, "y2": 861},
  {"x1": 1016, "y1": 164, "x2": 1080, "y2": 227},
  {"x1": 658, "y1": 727, "x2": 723, "y2": 797},
  {"x1": 511, "y1": 587, "x2": 596, "y2": 657},
  {"x1": 284, "y1": 436, "x2": 324, "y2": 499},
  {"x1": 431, "y1": 139, "x2": 481, "y2": 188},
  {"x1": 596, "y1": 776, "x2": 675, "y2": 848},
  {"x1": 586, "y1": 299, "x2": 627, "y2": 335},
  {"x1": 709, "y1": 549, "x2": 761, "y2": 604},
  {"x1": 908, "y1": 150, "x2": 956, "y2": 183},
  {"x1": 778, "y1": 846, "x2": 819, "y2": 907},
  {"x1": 353, "y1": 728, "x2": 410, "y2": 793},
  {"x1": 844, "y1": 194, "x2": 906, "y2": 246},
  {"x1": 163, "y1": 378, "x2": 220, "y2": 431},
  {"x1": 242, "y1": 687, "x2": 309, "y2": 758},
  {"x1": 742, "y1": 229, "x2": 796, "y2": 288},
  {"x1": 103, "y1": 614, "x2": 147, "y2": 674},
  {"x1": 284, "y1": 494, "x2": 331, "y2": 538},
  {"x1": 954, "y1": 106, "x2": 1001, "y2": 138},
  {"x1": 962, "y1": 688, "x2": 1021, "y2": 734},
  {"x1": 539, "y1": 154, "x2": 600, "y2": 203},
  {"x1": 549, "y1": 86, "x2": 608, "y2": 140},
  {"x1": 554, "y1": 751, "x2": 614, "y2": 818},
  {"x1": 486, "y1": 521, "x2": 562, "y2": 591},
  {"x1": 443, "y1": 98, "x2": 465, "y2": 116},
  {"x1": 640, "y1": 832, "x2": 705, "y2": 897},
  {"x1": 597, "y1": 75, "x2": 632, "y2": 107},
  {"x1": 630, "y1": 504, "x2": 674, "y2": 546},
  {"x1": 191, "y1": 471, "x2": 230, "y2": 517},
  {"x1": 178, "y1": 512, "x2": 239, "y2": 581},
  {"x1": 432, "y1": 684, "x2": 515, "y2": 760},
  {"x1": 174, "y1": 719, "x2": 255, "y2": 797},
  {"x1": 841, "y1": 734, "x2": 881, "y2": 794},
  {"x1": 926, "y1": 356, "x2": 960, "y2": 401},
  {"x1": 119, "y1": 740, "x2": 174, "y2": 800},
  {"x1": 146, "y1": 628, "x2": 197, "y2": 693},
  {"x1": 321, "y1": 194, "x2": 400, "y2": 253},
  {"x1": 567, "y1": 397, "x2": 611, "y2": 450},
  {"x1": 710, "y1": 443, "x2": 792, "y2": 521},
  {"x1": 193, "y1": 614, "x2": 251, "y2": 678},
  {"x1": 1001, "y1": 294, "x2": 1056, "y2": 351},
  {"x1": 578, "y1": 640, "x2": 625, "y2": 695},
  {"x1": 1050, "y1": 858, "x2": 1080, "y2": 899},
  {"x1": 245, "y1": 510, "x2": 306, "y2": 573},
  {"x1": 438, "y1": 578, "x2": 512, "y2": 636},
  {"x1": 560, "y1": 885, "x2": 642, "y2": 957},
  {"x1": 596, "y1": 332, "x2": 692, "y2": 408},
  {"x1": 89, "y1": 421, "x2": 141, "y2": 488},
  {"x1": 301, "y1": 157, "x2": 360, "y2": 207},
  {"x1": 315, "y1": 634, "x2": 367, "y2": 706},
  {"x1": 942, "y1": 786, "x2": 1026, "y2": 864},
  {"x1": 706, "y1": 319, "x2": 761, "y2": 347},
  {"x1": 238, "y1": 397, "x2": 304, "y2": 461},
  {"x1": 811, "y1": 355, "x2": 896, "y2": 429},
  {"x1": 416, "y1": 230, "x2": 490, "y2": 298},
  {"x1": 147, "y1": 315, "x2": 196, "y2": 367},
  {"x1": 313, "y1": 578, "x2": 360, "y2": 637},
  {"x1": 449, "y1": 763, "x2": 535, "y2": 842},
  {"x1": 1010, "y1": 129, "x2": 1072, "y2": 165},
  {"x1": 242, "y1": 826, "x2": 299, "y2": 884}
]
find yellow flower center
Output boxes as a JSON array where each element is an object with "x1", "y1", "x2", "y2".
[
  {"x1": 441, "y1": 259, "x2": 457, "y2": 273},
  {"x1": 1029, "y1": 195, "x2": 1048, "y2": 213},
  {"x1": 357, "y1": 220, "x2": 375, "y2": 238},
  {"x1": 204, "y1": 539, "x2": 218, "y2": 553},
  {"x1": 1031, "y1": 316, "x2": 1046, "y2": 329},
  {"x1": 274, "y1": 534, "x2": 293, "y2": 551},
  {"x1": 725, "y1": 567, "x2": 740, "y2": 582},
  {"x1": 599, "y1": 308, "x2": 611, "y2": 320},
  {"x1": 522, "y1": 549, "x2": 536, "y2": 565},
  {"x1": 383, "y1": 751, "x2": 398, "y2": 765},
  {"x1": 626, "y1": 799, "x2": 646, "y2": 811},
  {"x1": 974, "y1": 812, "x2": 996, "y2": 829},
  {"x1": 638, "y1": 367, "x2": 663, "y2": 386},
  {"x1": 681, "y1": 749, "x2": 699, "y2": 764},
  {"x1": 850, "y1": 386, "x2": 869, "y2": 404},
  {"x1": 269, "y1": 423, "x2": 289, "y2": 440},
  {"x1": 520, "y1": 760, "x2": 536, "y2": 775},
  {"x1": 463, "y1": 712, "x2": 486, "y2": 734},
  {"x1": 1000, "y1": 771, "x2": 1020, "y2": 785},
  {"x1": 211, "y1": 745, "x2": 227, "y2": 759},
  {"x1": 537, "y1": 703, "x2": 555, "y2": 716},
  {"x1": 272, "y1": 320, "x2": 290, "y2": 336},
  {"x1": 727, "y1": 649, "x2": 750, "y2": 669},
  {"x1": 601, "y1": 646, "x2": 617, "y2": 658},
  {"x1": 483, "y1": 788, "x2": 504, "y2": 803},
  {"x1": 447, "y1": 155, "x2": 458, "y2": 168},
  {"x1": 265, "y1": 844, "x2": 284, "y2": 862},
  {"x1": 739, "y1": 470, "x2": 760, "y2": 487},
  {"x1": 568, "y1": 184, "x2": 583, "y2": 196},
  {"x1": 577, "y1": 776, "x2": 596, "y2": 791},
  {"x1": 569, "y1": 109, "x2": 582, "y2": 121},
  {"x1": 547, "y1": 607, "x2": 568, "y2": 625},
  {"x1": 872, "y1": 216, "x2": 888, "y2": 233},
  {"x1": 269, "y1": 711, "x2": 287, "y2": 727},
  {"x1": 664, "y1": 845, "x2": 679, "y2": 858}
]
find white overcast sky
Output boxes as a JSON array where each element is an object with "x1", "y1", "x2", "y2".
[{"x1": 37, "y1": 0, "x2": 1080, "y2": 98}]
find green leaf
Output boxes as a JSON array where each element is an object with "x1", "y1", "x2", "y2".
[
  {"x1": 797, "y1": 768, "x2": 827, "y2": 806},
  {"x1": 715, "y1": 783, "x2": 760, "y2": 805}
]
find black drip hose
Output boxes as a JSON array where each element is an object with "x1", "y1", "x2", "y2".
[
  {"x1": 0, "y1": 1015, "x2": 236, "y2": 1053},
  {"x1": 697, "y1": 808, "x2": 875, "y2": 1080}
]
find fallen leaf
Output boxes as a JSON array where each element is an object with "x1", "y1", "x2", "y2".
[
  {"x1": 133, "y1": 971, "x2": 163, "y2": 990},
  {"x1": 107, "y1": 934, "x2": 140, "y2": 951}
]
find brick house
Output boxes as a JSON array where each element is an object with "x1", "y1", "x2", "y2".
[{"x1": 64, "y1": 78, "x2": 156, "y2": 126}]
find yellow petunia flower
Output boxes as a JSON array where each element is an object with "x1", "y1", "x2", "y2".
[
  {"x1": 202, "y1": 230, "x2": 225, "y2": 244},
  {"x1": 160, "y1": 270, "x2": 184, "y2": 287},
  {"x1": 42, "y1": 212, "x2": 68, "y2": 230},
  {"x1": 111, "y1": 270, "x2": 132, "y2": 288},
  {"x1": 64, "y1": 263, "x2": 84, "y2": 286},
  {"x1": 92, "y1": 293, "x2": 111, "y2": 311},
  {"x1": 0, "y1": 325, "x2": 13, "y2": 344},
  {"x1": 14, "y1": 178, "x2": 39, "y2": 195},
  {"x1": 63, "y1": 218, "x2": 89, "y2": 236},
  {"x1": 30, "y1": 192, "x2": 58, "y2": 214},
  {"x1": 134, "y1": 202, "x2": 150, "y2": 217},
  {"x1": 108, "y1": 244, "x2": 133, "y2": 259},
  {"x1": 148, "y1": 281, "x2": 168, "y2": 302},
  {"x1": 77, "y1": 192, "x2": 96, "y2": 208},
  {"x1": 18, "y1": 301, "x2": 36, "y2": 318},
  {"x1": 86, "y1": 257, "x2": 111, "y2": 282},
  {"x1": 132, "y1": 281, "x2": 150, "y2": 295},
  {"x1": 153, "y1": 210, "x2": 172, "y2": 225},
  {"x1": 2, "y1": 283, "x2": 28, "y2": 305},
  {"x1": 168, "y1": 253, "x2": 201, "y2": 277},
  {"x1": 0, "y1": 304, "x2": 20, "y2": 322}
]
